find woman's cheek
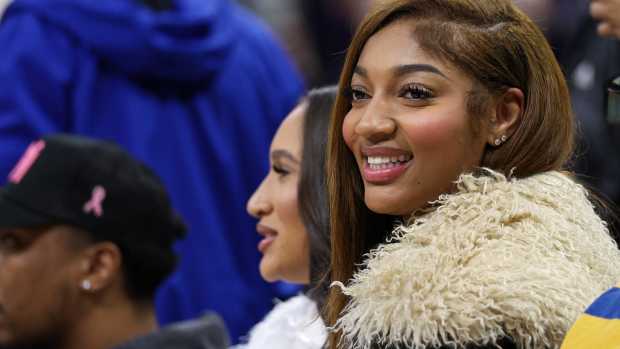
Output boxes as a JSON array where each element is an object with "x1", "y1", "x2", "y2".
[
  {"x1": 342, "y1": 112, "x2": 357, "y2": 151},
  {"x1": 401, "y1": 114, "x2": 463, "y2": 149}
]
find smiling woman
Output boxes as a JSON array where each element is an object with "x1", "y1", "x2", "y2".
[
  {"x1": 342, "y1": 20, "x2": 498, "y2": 216},
  {"x1": 326, "y1": 1, "x2": 620, "y2": 348}
]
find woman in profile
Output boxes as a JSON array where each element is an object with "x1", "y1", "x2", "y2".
[
  {"x1": 240, "y1": 86, "x2": 336, "y2": 349},
  {"x1": 324, "y1": 1, "x2": 620, "y2": 348}
]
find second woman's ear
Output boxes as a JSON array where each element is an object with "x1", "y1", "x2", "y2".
[{"x1": 488, "y1": 87, "x2": 524, "y2": 144}]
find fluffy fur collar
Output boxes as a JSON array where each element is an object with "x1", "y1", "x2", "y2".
[
  {"x1": 234, "y1": 294, "x2": 326, "y2": 349},
  {"x1": 334, "y1": 170, "x2": 620, "y2": 349}
]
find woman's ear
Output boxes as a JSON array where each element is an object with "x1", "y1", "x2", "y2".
[
  {"x1": 78, "y1": 242, "x2": 122, "y2": 293},
  {"x1": 487, "y1": 87, "x2": 524, "y2": 146}
]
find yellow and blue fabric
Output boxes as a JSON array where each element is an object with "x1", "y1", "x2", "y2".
[{"x1": 562, "y1": 284, "x2": 620, "y2": 348}]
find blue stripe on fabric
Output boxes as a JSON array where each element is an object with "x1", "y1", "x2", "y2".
[{"x1": 585, "y1": 287, "x2": 620, "y2": 320}]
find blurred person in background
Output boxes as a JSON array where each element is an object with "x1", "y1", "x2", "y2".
[
  {"x1": 560, "y1": 2, "x2": 620, "y2": 347},
  {"x1": 238, "y1": 86, "x2": 336, "y2": 348},
  {"x1": 240, "y1": 0, "x2": 373, "y2": 86},
  {"x1": 0, "y1": 0, "x2": 304, "y2": 344},
  {"x1": 0, "y1": 0, "x2": 9, "y2": 17},
  {"x1": 516, "y1": 0, "x2": 620, "y2": 214},
  {"x1": 0, "y1": 134, "x2": 228, "y2": 349},
  {"x1": 299, "y1": 1, "x2": 371, "y2": 85}
]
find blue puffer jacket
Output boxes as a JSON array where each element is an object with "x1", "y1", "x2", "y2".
[{"x1": 0, "y1": 0, "x2": 304, "y2": 343}]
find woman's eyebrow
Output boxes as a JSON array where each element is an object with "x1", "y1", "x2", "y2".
[
  {"x1": 271, "y1": 149, "x2": 299, "y2": 164},
  {"x1": 392, "y1": 64, "x2": 448, "y2": 79},
  {"x1": 353, "y1": 66, "x2": 368, "y2": 78},
  {"x1": 353, "y1": 64, "x2": 449, "y2": 80}
]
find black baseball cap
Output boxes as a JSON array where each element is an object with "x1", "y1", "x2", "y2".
[{"x1": 0, "y1": 134, "x2": 186, "y2": 246}]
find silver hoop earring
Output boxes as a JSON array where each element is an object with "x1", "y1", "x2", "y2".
[
  {"x1": 494, "y1": 138, "x2": 502, "y2": 146},
  {"x1": 500, "y1": 135, "x2": 508, "y2": 142}
]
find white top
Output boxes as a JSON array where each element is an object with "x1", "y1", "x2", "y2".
[
  {"x1": 0, "y1": 0, "x2": 12, "y2": 18},
  {"x1": 233, "y1": 294, "x2": 327, "y2": 349}
]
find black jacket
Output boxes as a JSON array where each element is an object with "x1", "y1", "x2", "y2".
[{"x1": 114, "y1": 313, "x2": 230, "y2": 349}]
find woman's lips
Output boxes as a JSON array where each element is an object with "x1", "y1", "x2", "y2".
[
  {"x1": 361, "y1": 147, "x2": 413, "y2": 184},
  {"x1": 256, "y1": 224, "x2": 277, "y2": 253},
  {"x1": 258, "y1": 236, "x2": 275, "y2": 253},
  {"x1": 363, "y1": 158, "x2": 412, "y2": 184}
]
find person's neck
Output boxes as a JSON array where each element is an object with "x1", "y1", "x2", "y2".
[{"x1": 61, "y1": 298, "x2": 157, "y2": 349}]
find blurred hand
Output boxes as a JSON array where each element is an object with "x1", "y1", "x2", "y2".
[{"x1": 591, "y1": 0, "x2": 620, "y2": 38}]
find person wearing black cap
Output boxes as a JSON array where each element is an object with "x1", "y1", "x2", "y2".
[{"x1": 0, "y1": 134, "x2": 227, "y2": 349}]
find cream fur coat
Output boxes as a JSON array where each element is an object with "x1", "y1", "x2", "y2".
[{"x1": 334, "y1": 170, "x2": 620, "y2": 349}]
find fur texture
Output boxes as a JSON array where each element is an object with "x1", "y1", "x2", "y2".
[
  {"x1": 334, "y1": 170, "x2": 620, "y2": 349},
  {"x1": 233, "y1": 294, "x2": 326, "y2": 349}
]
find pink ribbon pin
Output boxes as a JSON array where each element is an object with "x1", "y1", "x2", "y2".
[
  {"x1": 83, "y1": 185, "x2": 106, "y2": 218},
  {"x1": 8, "y1": 140, "x2": 46, "y2": 184}
]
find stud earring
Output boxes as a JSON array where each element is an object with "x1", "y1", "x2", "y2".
[
  {"x1": 81, "y1": 279, "x2": 92, "y2": 291},
  {"x1": 494, "y1": 134, "x2": 507, "y2": 146}
]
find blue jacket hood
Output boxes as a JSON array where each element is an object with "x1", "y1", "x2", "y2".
[{"x1": 9, "y1": 0, "x2": 237, "y2": 82}]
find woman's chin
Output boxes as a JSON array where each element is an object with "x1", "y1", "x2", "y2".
[
  {"x1": 364, "y1": 195, "x2": 415, "y2": 216},
  {"x1": 259, "y1": 258, "x2": 279, "y2": 283}
]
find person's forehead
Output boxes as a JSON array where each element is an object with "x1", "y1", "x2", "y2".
[
  {"x1": 1, "y1": 225, "x2": 79, "y2": 249},
  {"x1": 270, "y1": 105, "x2": 305, "y2": 157},
  {"x1": 0, "y1": 227, "x2": 43, "y2": 237},
  {"x1": 360, "y1": 20, "x2": 430, "y2": 64},
  {"x1": 356, "y1": 19, "x2": 471, "y2": 88}
]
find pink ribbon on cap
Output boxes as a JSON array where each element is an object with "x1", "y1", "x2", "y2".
[
  {"x1": 8, "y1": 140, "x2": 46, "y2": 184},
  {"x1": 83, "y1": 185, "x2": 106, "y2": 217}
]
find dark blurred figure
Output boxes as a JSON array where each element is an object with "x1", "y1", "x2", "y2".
[
  {"x1": 0, "y1": 134, "x2": 228, "y2": 349},
  {"x1": 299, "y1": 1, "x2": 356, "y2": 85},
  {"x1": 300, "y1": 0, "x2": 374, "y2": 85},
  {"x1": 240, "y1": 0, "x2": 372, "y2": 86},
  {"x1": 517, "y1": 0, "x2": 620, "y2": 210},
  {"x1": 553, "y1": 0, "x2": 620, "y2": 212},
  {"x1": 0, "y1": 0, "x2": 304, "y2": 343}
]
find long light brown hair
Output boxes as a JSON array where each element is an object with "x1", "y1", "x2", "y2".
[{"x1": 325, "y1": 0, "x2": 574, "y2": 347}]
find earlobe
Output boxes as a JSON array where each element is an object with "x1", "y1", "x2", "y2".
[
  {"x1": 79, "y1": 242, "x2": 122, "y2": 293},
  {"x1": 488, "y1": 87, "x2": 524, "y2": 146},
  {"x1": 81, "y1": 279, "x2": 92, "y2": 291}
]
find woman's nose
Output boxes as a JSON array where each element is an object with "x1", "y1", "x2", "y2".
[
  {"x1": 354, "y1": 101, "x2": 396, "y2": 143},
  {"x1": 246, "y1": 180, "x2": 273, "y2": 218}
]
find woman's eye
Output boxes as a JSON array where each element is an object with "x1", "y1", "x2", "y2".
[
  {"x1": 400, "y1": 84, "x2": 433, "y2": 100},
  {"x1": 350, "y1": 87, "x2": 370, "y2": 102},
  {"x1": 272, "y1": 165, "x2": 290, "y2": 177},
  {"x1": 0, "y1": 234, "x2": 20, "y2": 252}
]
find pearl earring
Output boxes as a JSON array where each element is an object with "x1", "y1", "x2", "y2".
[{"x1": 81, "y1": 280, "x2": 92, "y2": 291}]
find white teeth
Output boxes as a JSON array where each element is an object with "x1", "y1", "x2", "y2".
[
  {"x1": 367, "y1": 155, "x2": 412, "y2": 166},
  {"x1": 369, "y1": 162, "x2": 402, "y2": 170}
]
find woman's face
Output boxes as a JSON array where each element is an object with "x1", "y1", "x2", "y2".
[
  {"x1": 247, "y1": 104, "x2": 310, "y2": 284},
  {"x1": 343, "y1": 19, "x2": 489, "y2": 216}
]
